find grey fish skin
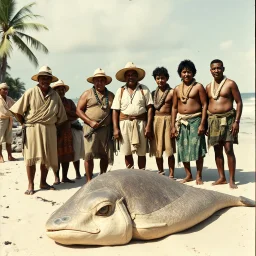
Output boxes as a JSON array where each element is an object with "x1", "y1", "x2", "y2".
[{"x1": 45, "y1": 169, "x2": 255, "y2": 245}]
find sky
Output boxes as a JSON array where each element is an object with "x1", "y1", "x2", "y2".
[{"x1": 7, "y1": 0, "x2": 255, "y2": 99}]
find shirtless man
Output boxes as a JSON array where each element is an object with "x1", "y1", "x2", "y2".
[
  {"x1": 171, "y1": 60, "x2": 207, "y2": 185},
  {"x1": 206, "y1": 59, "x2": 242, "y2": 189},
  {"x1": 150, "y1": 67, "x2": 175, "y2": 178},
  {"x1": 76, "y1": 68, "x2": 114, "y2": 182}
]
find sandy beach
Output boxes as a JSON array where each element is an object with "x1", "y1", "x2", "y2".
[{"x1": 0, "y1": 130, "x2": 255, "y2": 256}]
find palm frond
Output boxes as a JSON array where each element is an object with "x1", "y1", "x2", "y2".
[
  {"x1": 16, "y1": 31, "x2": 48, "y2": 54},
  {"x1": 9, "y1": 2, "x2": 36, "y2": 25},
  {"x1": 10, "y1": 14, "x2": 42, "y2": 26},
  {"x1": 0, "y1": 0, "x2": 16, "y2": 24},
  {"x1": 0, "y1": 36, "x2": 13, "y2": 57},
  {"x1": 3, "y1": 26, "x2": 15, "y2": 36},
  {"x1": 14, "y1": 22, "x2": 48, "y2": 32},
  {"x1": 12, "y1": 34, "x2": 38, "y2": 67}
]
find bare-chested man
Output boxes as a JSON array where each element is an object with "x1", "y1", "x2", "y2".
[
  {"x1": 206, "y1": 59, "x2": 243, "y2": 189},
  {"x1": 150, "y1": 67, "x2": 176, "y2": 178},
  {"x1": 76, "y1": 68, "x2": 114, "y2": 182},
  {"x1": 171, "y1": 60, "x2": 207, "y2": 185}
]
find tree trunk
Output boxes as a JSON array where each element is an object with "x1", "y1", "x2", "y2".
[{"x1": 0, "y1": 55, "x2": 7, "y2": 83}]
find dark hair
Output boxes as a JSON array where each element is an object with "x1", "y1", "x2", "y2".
[
  {"x1": 152, "y1": 67, "x2": 169, "y2": 80},
  {"x1": 210, "y1": 59, "x2": 224, "y2": 66},
  {"x1": 177, "y1": 60, "x2": 197, "y2": 77}
]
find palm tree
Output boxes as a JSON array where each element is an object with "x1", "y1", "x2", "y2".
[
  {"x1": 0, "y1": 0, "x2": 49, "y2": 82},
  {"x1": 5, "y1": 75, "x2": 25, "y2": 100}
]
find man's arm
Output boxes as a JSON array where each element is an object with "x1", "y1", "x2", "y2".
[
  {"x1": 145, "y1": 104, "x2": 153, "y2": 139},
  {"x1": 231, "y1": 81, "x2": 243, "y2": 136},
  {"x1": 171, "y1": 87, "x2": 178, "y2": 137},
  {"x1": 198, "y1": 84, "x2": 208, "y2": 135},
  {"x1": 112, "y1": 109, "x2": 120, "y2": 139},
  {"x1": 76, "y1": 91, "x2": 99, "y2": 129}
]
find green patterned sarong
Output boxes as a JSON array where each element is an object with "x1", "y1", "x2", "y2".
[{"x1": 176, "y1": 116, "x2": 207, "y2": 163}]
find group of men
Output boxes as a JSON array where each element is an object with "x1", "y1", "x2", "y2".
[{"x1": 0, "y1": 58, "x2": 242, "y2": 195}]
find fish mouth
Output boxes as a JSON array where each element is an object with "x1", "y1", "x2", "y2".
[{"x1": 47, "y1": 229, "x2": 100, "y2": 234}]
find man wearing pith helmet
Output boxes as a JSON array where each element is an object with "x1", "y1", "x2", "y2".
[
  {"x1": 10, "y1": 66, "x2": 67, "y2": 195},
  {"x1": 76, "y1": 68, "x2": 115, "y2": 182},
  {"x1": 112, "y1": 62, "x2": 154, "y2": 170}
]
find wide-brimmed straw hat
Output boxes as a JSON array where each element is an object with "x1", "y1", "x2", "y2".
[
  {"x1": 87, "y1": 68, "x2": 112, "y2": 85},
  {"x1": 51, "y1": 80, "x2": 69, "y2": 92},
  {"x1": 115, "y1": 62, "x2": 145, "y2": 82},
  {"x1": 31, "y1": 66, "x2": 58, "y2": 82},
  {"x1": 0, "y1": 83, "x2": 9, "y2": 89}
]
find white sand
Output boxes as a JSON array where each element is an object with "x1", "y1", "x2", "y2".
[{"x1": 0, "y1": 132, "x2": 255, "y2": 256}]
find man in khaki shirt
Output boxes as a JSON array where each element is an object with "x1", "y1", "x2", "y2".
[
  {"x1": 0, "y1": 83, "x2": 16, "y2": 162},
  {"x1": 112, "y1": 62, "x2": 153, "y2": 170}
]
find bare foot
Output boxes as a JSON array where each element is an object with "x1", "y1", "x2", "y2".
[
  {"x1": 76, "y1": 174, "x2": 82, "y2": 179},
  {"x1": 212, "y1": 178, "x2": 227, "y2": 186},
  {"x1": 169, "y1": 175, "x2": 175, "y2": 180},
  {"x1": 62, "y1": 178, "x2": 75, "y2": 183},
  {"x1": 158, "y1": 171, "x2": 165, "y2": 175},
  {"x1": 229, "y1": 181, "x2": 238, "y2": 189},
  {"x1": 196, "y1": 177, "x2": 204, "y2": 185},
  {"x1": 0, "y1": 156, "x2": 4, "y2": 163},
  {"x1": 25, "y1": 189, "x2": 34, "y2": 195},
  {"x1": 180, "y1": 176, "x2": 193, "y2": 183},
  {"x1": 40, "y1": 183, "x2": 55, "y2": 190},
  {"x1": 25, "y1": 184, "x2": 34, "y2": 195},
  {"x1": 8, "y1": 156, "x2": 17, "y2": 161}
]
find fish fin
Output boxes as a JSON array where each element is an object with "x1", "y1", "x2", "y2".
[
  {"x1": 239, "y1": 196, "x2": 255, "y2": 207},
  {"x1": 133, "y1": 223, "x2": 167, "y2": 229}
]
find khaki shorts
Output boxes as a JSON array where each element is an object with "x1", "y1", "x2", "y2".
[
  {"x1": 119, "y1": 120, "x2": 147, "y2": 156},
  {"x1": 0, "y1": 118, "x2": 12, "y2": 144}
]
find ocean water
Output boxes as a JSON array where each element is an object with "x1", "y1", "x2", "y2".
[
  {"x1": 239, "y1": 93, "x2": 255, "y2": 135},
  {"x1": 73, "y1": 92, "x2": 255, "y2": 135}
]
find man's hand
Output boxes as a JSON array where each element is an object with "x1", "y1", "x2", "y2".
[
  {"x1": 113, "y1": 128, "x2": 121, "y2": 139},
  {"x1": 198, "y1": 124, "x2": 205, "y2": 135},
  {"x1": 89, "y1": 120, "x2": 99, "y2": 129},
  {"x1": 144, "y1": 125, "x2": 152, "y2": 140},
  {"x1": 231, "y1": 122, "x2": 239, "y2": 136},
  {"x1": 171, "y1": 127, "x2": 178, "y2": 138}
]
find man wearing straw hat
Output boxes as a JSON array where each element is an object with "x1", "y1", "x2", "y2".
[
  {"x1": 112, "y1": 62, "x2": 153, "y2": 170},
  {"x1": 52, "y1": 79, "x2": 84, "y2": 184},
  {"x1": 76, "y1": 68, "x2": 114, "y2": 182},
  {"x1": 10, "y1": 66, "x2": 67, "y2": 195},
  {"x1": 0, "y1": 82, "x2": 17, "y2": 162}
]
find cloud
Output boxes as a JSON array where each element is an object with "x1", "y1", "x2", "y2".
[{"x1": 219, "y1": 40, "x2": 233, "y2": 50}]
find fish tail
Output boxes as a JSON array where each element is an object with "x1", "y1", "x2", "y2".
[{"x1": 238, "y1": 196, "x2": 255, "y2": 207}]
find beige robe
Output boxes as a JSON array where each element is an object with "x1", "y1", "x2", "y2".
[
  {"x1": 0, "y1": 95, "x2": 15, "y2": 144},
  {"x1": 9, "y1": 86, "x2": 67, "y2": 171}
]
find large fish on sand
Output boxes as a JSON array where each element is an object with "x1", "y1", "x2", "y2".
[{"x1": 46, "y1": 169, "x2": 255, "y2": 245}]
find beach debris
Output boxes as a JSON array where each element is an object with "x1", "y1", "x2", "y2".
[
  {"x1": 46, "y1": 169, "x2": 255, "y2": 246},
  {"x1": 4, "y1": 241, "x2": 12, "y2": 245},
  {"x1": 36, "y1": 196, "x2": 57, "y2": 206}
]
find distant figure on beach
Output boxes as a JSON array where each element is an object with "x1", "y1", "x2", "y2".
[
  {"x1": 9, "y1": 66, "x2": 67, "y2": 195},
  {"x1": 0, "y1": 82, "x2": 17, "y2": 162},
  {"x1": 52, "y1": 80, "x2": 83, "y2": 185},
  {"x1": 206, "y1": 59, "x2": 243, "y2": 189},
  {"x1": 112, "y1": 62, "x2": 153, "y2": 169},
  {"x1": 171, "y1": 60, "x2": 207, "y2": 185},
  {"x1": 150, "y1": 67, "x2": 176, "y2": 178},
  {"x1": 76, "y1": 68, "x2": 114, "y2": 182}
]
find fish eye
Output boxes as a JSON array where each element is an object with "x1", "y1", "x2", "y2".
[
  {"x1": 61, "y1": 216, "x2": 71, "y2": 222},
  {"x1": 96, "y1": 205, "x2": 111, "y2": 216}
]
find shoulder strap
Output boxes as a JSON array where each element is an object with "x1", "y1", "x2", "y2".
[
  {"x1": 120, "y1": 86, "x2": 125, "y2": 100},
  {"x1": 120, "y1": 85, "x2": 145, "y2": 100}
]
